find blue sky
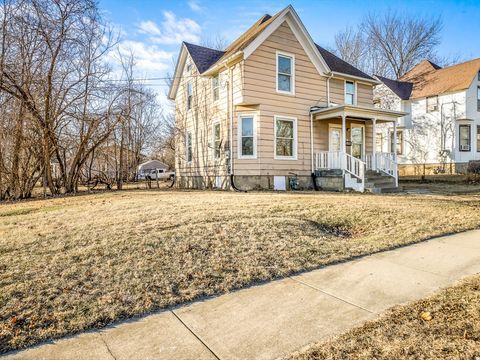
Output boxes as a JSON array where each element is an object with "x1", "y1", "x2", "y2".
[{"x1": 101, "y1": 0, "x2": 480, "y2": 101}]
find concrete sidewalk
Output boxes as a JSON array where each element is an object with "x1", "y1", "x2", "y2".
[{"x1": 4, "y1": 230, "x2": 480, "y2": 360}]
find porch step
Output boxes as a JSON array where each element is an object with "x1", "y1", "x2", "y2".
[{"x1": 365, "y1": 172, "x2": 399, "y2": 193}]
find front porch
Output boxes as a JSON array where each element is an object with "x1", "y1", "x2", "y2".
[{"x1": 310, "y1": 105, "x2": 406, "y2": 192}]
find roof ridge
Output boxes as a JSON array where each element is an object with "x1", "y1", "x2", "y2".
[{"x1": 435, "y1": 57, "x2": 480, "y2": 71}]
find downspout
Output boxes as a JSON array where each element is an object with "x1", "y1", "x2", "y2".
[
  {"x1": 310, "y1": 111, "x2": 319, "y2": 191},
  {"x1": 227, "y1": 63, "x2": 245, "y2": 192}
]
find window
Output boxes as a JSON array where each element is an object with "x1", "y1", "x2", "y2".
[
  {"x1": 376, "y1": 133, "x2": 383, "y2": 153},
  {"x1": 345, "y1": 81, "x2": 355, "y2": 105},
  {"x1": 186, "y1": 81, "x2": 193, "y2": 110},
  {"x1": 212, "y1": 75, "x2": 220, "y2": 102},
  {"x1": 477, "y1": 86, "x2": 480, "y2": 111},
  {"x1": 186, "y1": 132, "x2": 192, "y2": 162},
  {"x1": 186, "y1": 62, "x2": 192, "y2": 74},
  {"x1": 478, "y1": 71, "x2": 480, "y2": 81},
  {"x1": 459, "y1": 124, "x2": 471, "y2": 152},
  {"x1": 275, "y1": 116, "x2": 297, "y2": 159},
  {"x1": 213, "y1": 122, "x2": 221, "y2": 159},
  {"x1": 390, "y1": 130, "x2": 404, "y2": 155},
  {"x1": 238, "y1": 115, "x2": 255, "y2": 158},
  {"x1": 477, "y1": 126, "x2": 480, "y2": 152},
  {"x1": 276, "y1": 52, "x2": 294, "y2": 94},
  {"x1": 426, "y1": 96, "x2": 438, "y2": 113}
]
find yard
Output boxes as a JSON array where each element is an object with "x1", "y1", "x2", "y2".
[
  {"x1": 286, "y1": 274, "x2": 480, "y2": 359},
  {"x1": 1, "y1": 189, "x2": 480, "y2": 353}
]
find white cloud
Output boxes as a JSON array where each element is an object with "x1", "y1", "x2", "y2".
[
  {"x1": 113, "y1": 40, "x2": 174, "y2": 73},
  {"x1": 137, "y1": 11, "x2": 201, "y2": 45},
  {"x1": 188, "y1": 1, "x2": 202, "y2": 12},
  {"x1": 138, "y1": 20, "x2": 161, "y2": 36}
]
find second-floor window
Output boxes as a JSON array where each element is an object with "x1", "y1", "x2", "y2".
[
  {"x1": 459, "y1": 124, "x2": 471, "y2": 152},
  {"x1": 213, "y1": 122, "x2": 221, "y2": 159},
  {"x1": 426, "y1": 96, "x2": 438, "y2": 113},
  {"x1": 186, "y1": 81, "x2": 193, "y2": 110},
  {"x1": 345, "y1": 81, "x2": 355, "y2": 105},
  {"x1": 186, "y1": 132, "x2": 193, "y2": 162},
  {"x1": 212, "y1": 75, "x2": 220, "y2": 102},
  {"x1": 477, "y1": 86, "x2": 480, "y2": 111},
  {"x1": 238, "y1": 115, "x2": 256, "y2": 158},
  {"x1": 277, "y1": 52, "x2": 294, "y2": 94}
]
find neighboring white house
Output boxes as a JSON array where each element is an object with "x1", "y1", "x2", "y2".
[
  {"x1": 375, "y1": 59, "x2": 480, "y2": 174},
  {"x1": 137, "y1": 160, "x2": 169, "y2": 179}
]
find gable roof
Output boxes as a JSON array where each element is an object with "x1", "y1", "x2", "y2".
[
  {"x1": 183, "y1": 42, "x2": 225, "y2": 74},
  {"x1": 376, "y1": 75, "x2": 413, "y2": 100},
  {"x1": 168, "y1": 5, "x2": 376, "y2": 99},
  {"x1": 399, "y1": 58, "x2": 480, "y2": 99},
  {"x1": 315, "y1": 45, "x2": 374, "y2": 80}
]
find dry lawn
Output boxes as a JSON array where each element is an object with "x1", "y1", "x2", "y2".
[
  {"x1": 286, "y1": 275, "x2": 480, "y2": 360},
  {"x1": 1, "y1": 190, "x2": 480, "y2": 353}
]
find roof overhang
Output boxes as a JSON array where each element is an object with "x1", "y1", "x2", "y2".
[
  {"x1": 311, "y1": 104, "x2": 407, "y2": 122},
  {"x1": 242, "y1": 5, "x2": 331, "y2": 77},
  {"x1": 333, "y1": 72, "x2": 380, "y2": 85}
]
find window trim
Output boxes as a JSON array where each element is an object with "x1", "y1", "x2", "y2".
[
  {"x1": 426, "y1": 95, "x2": 438, "y2": 113},
  {"x1": 459, "y1": 124, "x2": 471, "y2": 152},
  {"x1": 212, "y1": 121, "x2": 221, "y2": 160},
  {"x1": 186, "y1": 131, "x2": 193, "y2": 163},
  {"x1": 237, "y1": 114, "x2": 257, "y2": 159},
  {"x1": 274, "y1": 115, "x2": 298, "y2": 160},
  {"x1": 350, "y1": 123, "x2": 365, "y2": 160},
  {"x1": 477, "y1": 86, "x2": 480, "y2": 112},
  {"x1": 477, "y1": 125, "x2": 480, "y2": 153},
  {"x1": 276, "y1": 51, "x2": 295, "y2": 96},
  {"x1": 212, "y1": 74, "x2": 220, "y2": 103},
  {"x1": 390, "y1": 129, "x2": 404, "y2": 156},
  {"x1": 344, "y1": 80, "x2": 356, "y2": 105},
  {"x1": 186, "y1": 81, "x2": 193, "y2": 111}
]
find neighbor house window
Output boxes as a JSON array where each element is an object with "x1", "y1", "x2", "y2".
[
  {"x1": 213, "y1": 122, "x2": 221, "y2": 159},
  {"x1": 390, "y1": 130, "x2": 404, "y2": 155},
  {"x1": 186, "y1": 132, "x2": 193, "y2": 162},
  {"x1": 277, "y1": 52, "x2": 294, "y2": 94},
  {"x1": 477, "y1": 86, "x2": 480, "y2": 111},
  {"x1": 275, "y1": 116, "x2": 297, "y2": 159},
  {"x1": 478, "y1": 71, "x2": 480, "y2": 81},
  {"x1": 477, "y1": 126, "x2": 480, "y2": 152},
  {"x1": 426, "y1": 96, "x2": 438, "y2": 112},
  {"x1": 238, "y1": 115, "x2": 255, "y2": 158},
  {"x1": 345, "y1": 81, "x2": 355, "y2": 105},
  {"x1": 459, "y1": 124, "x2": 471, "y2": 152},
  {"x1": 186, "y1": 81, "x2": 193, "y2": 110},
  {"x1": 212, "y1": 75, "x2": 220, "y2": 102},
  {"x1": 376, "y1": 133, "x2": 383, "y2": 153}
]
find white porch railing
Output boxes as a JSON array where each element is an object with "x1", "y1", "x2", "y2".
[
  {"x1": 365, "y1": 152, "x2": 398, "y2": 186},
  {"x1": 315, "y1": 151, "x2": 366, "y2": 192}
]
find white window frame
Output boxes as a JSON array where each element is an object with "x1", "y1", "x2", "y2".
[
  {"x1": 212, "y1": 74, "x2": 220, "y2": 103},
  {"x1": 237, "y1": 114, "x2": 257, "y2": 159},
  {"x1": 186, "y1": 131, "x2": 193, "y2": 163},
  {"x1": 276, "y1": 51, "x2": 295, "y2": 96},
  {"x1": 389, "y1": 129, "x2": 404, "y2": 155},
  {"x1": 186, "y1": 81, "x2": 193, "y2": 111},
  {"x1": 212, "y1": 121, "x2": 221, "y2": 160},
  {"x1": 350, "y1": 123, "x2": 365, "y2": 160},
  {"x1": 459, "y1": 124, "x2": 471, "y2": 152},
  {"x1": 344, "y1": 80, "x2": 356, "y2": 105},
  {"x1": 274, "y1": 115, "x2": 297, "y2": 160}
]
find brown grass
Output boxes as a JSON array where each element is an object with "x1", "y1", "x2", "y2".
[
  {"x1": 286, "y1": 275, "x2": 480, "y2": 360},
  {"x1": 1, "y1": 190, "x2": 480, "y2": 353}
]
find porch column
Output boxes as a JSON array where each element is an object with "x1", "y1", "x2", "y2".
[
  {"x1": 341, "y1": 113, "x2": 347, "y2": 154},
  {"x1": 372, "y1": 118, "x2": 377, "y2": 171},
  {"x1": 393, "y1": 120, "x2": 397, "y2": 161}
]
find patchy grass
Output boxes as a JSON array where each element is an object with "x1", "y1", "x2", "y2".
[
  {"x1": 1, "y1": 190, "x2": 480, "y2": 353},
  {"x1": 286, "y1": 275, "x2": 480, "y2": 360}
]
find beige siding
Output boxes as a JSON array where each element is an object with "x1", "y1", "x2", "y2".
[{"x1": 357, "y1": 83, "x2": 373, "y2": 107}]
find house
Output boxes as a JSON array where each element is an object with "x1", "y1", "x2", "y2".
[
  {"x1": 375, "y1": 59, "x2": 480, "y2": 175},
  {"x1": 168, "y1": 5, "x2": 405, "y2": 192},
  {"x1": 137, "y1": 160, "x2": 170, "y2": 179}
]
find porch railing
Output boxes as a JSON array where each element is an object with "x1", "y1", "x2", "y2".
[
  {"x1": 365, "y1": 152, "x2": 398, "y2": 185},
  {"x1": 315, "y1": 151, "x2": 366, "y2": 191}
]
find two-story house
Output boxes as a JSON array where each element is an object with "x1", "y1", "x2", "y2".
[
  {"x1": 168, "y1": 5, "x2": 405, "y2": 192},
  {"x1": 375, "y1": 59, "x2": 480, "y2": 175}
]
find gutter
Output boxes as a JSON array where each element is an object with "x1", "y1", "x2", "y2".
[{"x1": 331, "y1": 71, "x2": 381, "y2": 85}]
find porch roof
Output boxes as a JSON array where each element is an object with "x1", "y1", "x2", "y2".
[{"x1": 310, "y1": 104, "x2": 407, "y2": 122}]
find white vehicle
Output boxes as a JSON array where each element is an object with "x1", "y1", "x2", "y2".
[{"x1": 144, "y1": 168, "x2": 175, "y2": 181}]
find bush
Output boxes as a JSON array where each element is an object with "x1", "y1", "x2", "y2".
[{"x1": 467, "y1": 161, "x2": 480, "y2": 175}]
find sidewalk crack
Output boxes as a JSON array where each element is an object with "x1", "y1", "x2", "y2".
[
  {"x1": 171, "y1": 310, "x2": 222, "y2": 360},
  {"x1": 97, "y1": 333, "x2": 117, "y2": 360}
]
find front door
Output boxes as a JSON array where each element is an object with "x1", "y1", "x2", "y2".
[
  {"x1": 350, "y1": 125, "x2": 365, "y2": 159},
  {"x1": 329, "y1": 126, "x2": 342, "y2": 152}
]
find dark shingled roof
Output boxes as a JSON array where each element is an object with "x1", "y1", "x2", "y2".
[
  {"x1": 315, "y1": 44, "x2": 374, "y2": 80},
  {"x1": 183, "y1": 42, "x2": 225, "y2": 74},
  {"x1": 376, "y1": 75, "x2": 413, "y2": 100}
]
